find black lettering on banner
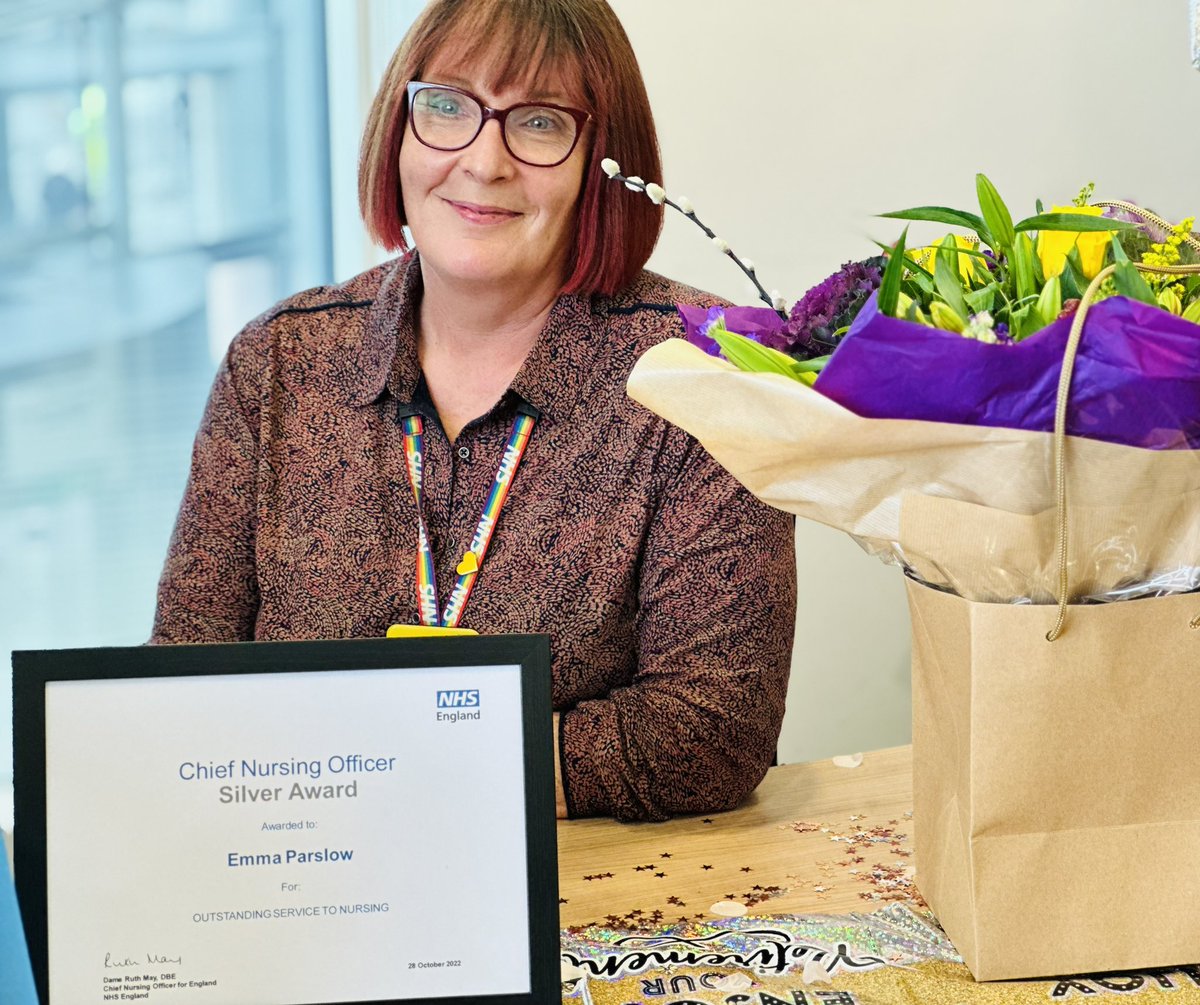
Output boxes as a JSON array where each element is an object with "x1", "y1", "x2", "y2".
[
  {"x1": 1093, "y1": 974, "x2": 1144, "y2": 992},
  {"x1": 1091, "y1": 971, "x2": 1186, "y2": 992},
  {"x1": 1050, "y1": 978, "x2": 1099, "y2": 998},
  {"x1": 561, "y1": 929, "x2": 887, "y2": 983},
  {"x1": 823, "y1": 943, "x2": 885, "y2": 973},
  {"x1": 1051, "y1": 969, "x2": 1196, "y2": 997}
]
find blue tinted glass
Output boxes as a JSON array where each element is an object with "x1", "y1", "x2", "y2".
[{"x1": 0, "y1": 0, "x2": 332, "y2": 796}]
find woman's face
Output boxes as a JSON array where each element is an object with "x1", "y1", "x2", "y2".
[{"x1": 399, "y1": 51, "x2": 589, "y2": 297}]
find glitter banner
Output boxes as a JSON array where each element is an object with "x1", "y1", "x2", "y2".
[{"x1": 561, "y1": 911, "x2": 1200, "y2": 1004}]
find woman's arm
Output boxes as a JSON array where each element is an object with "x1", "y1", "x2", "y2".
[
  {"x1": 150, "y1": 345, "x2": 262, "y2": 643},
  {"x1": 557, "y1": 437, "x2": 797, "y2": 821}
]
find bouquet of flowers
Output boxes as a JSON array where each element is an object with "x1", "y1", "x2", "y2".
[
  {"x1": 605, "y1": 160, "x2": 1200, "y2": 617},
  {"x1": 608, "y1": 163, "x2": 1200, "y2": 981}
]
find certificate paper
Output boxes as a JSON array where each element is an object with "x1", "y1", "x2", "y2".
[{"x1": 14, "y1": 637, "x2": 557, "y2": 1005}]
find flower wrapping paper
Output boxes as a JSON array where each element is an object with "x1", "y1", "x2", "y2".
[
  {"x1": 626, "y1": 339, "x2": 1200, "y2": 603},
  {"x1": 814, "y1": 294, "x2": 1200, "y2": 450}
]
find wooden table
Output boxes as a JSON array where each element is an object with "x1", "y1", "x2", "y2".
[{"x1": 556, "y1": 745, "x2": 917, "y2": 930}]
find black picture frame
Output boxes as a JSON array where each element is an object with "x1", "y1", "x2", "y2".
[{"x1": 11, "y1": 635, "x2": 558, "y2": 1005}]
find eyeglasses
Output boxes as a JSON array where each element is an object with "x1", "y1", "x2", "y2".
[{"x1": 405, "y1": 81, "x2": 590, "y2": 168}]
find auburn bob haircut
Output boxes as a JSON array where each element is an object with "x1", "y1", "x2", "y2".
[{"x1": 358, "y1": 0, "x2": 663, "y2": 297}]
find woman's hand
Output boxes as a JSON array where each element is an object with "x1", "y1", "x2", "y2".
[{"x1": 553, "y1": 712, "x2": 567, "y2": 818}]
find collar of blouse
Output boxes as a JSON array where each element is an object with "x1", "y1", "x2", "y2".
[{"x1": 336, "y1": 252, "x2": 605, "y2": 425}]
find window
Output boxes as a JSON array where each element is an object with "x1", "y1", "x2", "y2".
[{"x1": 0, "y1": 0, "x2": 332, "y2": 802}]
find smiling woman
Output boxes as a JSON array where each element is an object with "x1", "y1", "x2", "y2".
[{"x1": 151, "y1": 0, "x2": 798, "y2": 823}]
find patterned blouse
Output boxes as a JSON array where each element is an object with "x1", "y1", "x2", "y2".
[{"x1": 152, "y1": 253, "x2": 797, "y2": 821}]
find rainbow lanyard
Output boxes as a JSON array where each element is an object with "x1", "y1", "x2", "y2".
[{"x1": 399, "y1": 407, "x2": 537, "y2": 628}]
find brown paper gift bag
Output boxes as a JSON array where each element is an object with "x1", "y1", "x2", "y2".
[
  {"x1": 625, "y1": 262, "x2": 1200, "y2": 980},
  {"x1": 908, "y1": 576, "x2": 1200, "y2": 980},
  {"x1": 908, "y1": 263, "x2": 1200, "y2": 980}
]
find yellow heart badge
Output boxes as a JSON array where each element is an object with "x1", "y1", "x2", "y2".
[{"x1": 456, "y1": 551, "x2": 480, "y2": 576}]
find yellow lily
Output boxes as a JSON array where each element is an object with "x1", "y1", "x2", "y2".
[
  {"x1": 1037, "y1": 205, "x2": 1114, "y2": 280},
  {"x1": 912, "y1": 234, "x2": 977, "y2": 283}
]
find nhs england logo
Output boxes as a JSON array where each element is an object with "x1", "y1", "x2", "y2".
[
  {"x1": 436, "y1": 689, "x2": 480, "y2": 708},
  {"x1": 435, "y1": 689, "x2": 481, "y2": 723}
]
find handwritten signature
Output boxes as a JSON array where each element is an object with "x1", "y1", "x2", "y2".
[{"x1": 104, "y1": 952, "x2": 183, "y2": 968}]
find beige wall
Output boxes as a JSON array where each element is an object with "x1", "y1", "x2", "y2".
[
  {"x1": 348, "y1": 0, "x2": 1200, "y2": 765},
  {"x1": 607, "y1": 0, "x2": 1200, "y2": 763}
]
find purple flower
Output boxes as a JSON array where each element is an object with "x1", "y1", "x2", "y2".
[
  {"x1": 782, "y1": 257, "x2": 885, "y2": 359},
  {"x1": 678, "y1": 304, "x2": 789, "y2": 357},
  {"x1": 1103, "y1": 201, "x2": 1168, "y2": 243}
]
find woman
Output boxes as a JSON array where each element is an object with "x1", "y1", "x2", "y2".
[{"x1": 152, "y1": 0, "x2": 796, "y2": 822}]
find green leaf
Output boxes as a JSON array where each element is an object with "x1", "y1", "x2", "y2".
[
  {"x1": 1113, "y1": 262, "x2": 1157, "y2": 305},
  {"x1": 874, "y1": 239, "x2": 933, "y2": 288},
  {"x1": 791, "y1": 355, "x2": 830, "y2": 373},
  {"x1": 934, "y1": 236, "x2": 969, "y2": 320},
  {"x1": 1010, "y1": 233, "x2": 1037, "y2": 301},
  {"x1": 1008, "y1": 303, "x2": 1036, "y2": 341},
  {"x1": 878, "y1": 227, "x2": 909, "y2": 318},
  {"x1": 905, "y1": 302, "x2": 934, "y2": 327},
  {"x1": 1035, "y1": 275, "x2": 1063, "y2": 329},
  {"x1": 880, "y1": 206, "x2": 990, "y2": 243},
  {"x1": 1062, "y1": 246, "x2": 1090, "y2": 297},
  {"x1": 905, "y1": 268, "x2": 934, "y2": 297},
  {"x1": 1021, "y1": 317, "x2": 1050, "y2": 340},
  {"x1": 1110, "y1": 235, "x2": 1157, "y2": 306},
  {"x1": 975, "y1": 174, "x2": 1015, "y2": 251},
  {"x1": 1013, "y1": 213, "x2": 1138, "y2": 234},
  {"x1": 1058, "y1": 259, "x2": 1083, "y2": 301},
  {"x1": 711, "y1": 328, "x2": 809, "y2": 381},
  {"x1": 1182, "y1": 298, "x2": 1200, "y2": 324},
  {"x1": 964, "y1": 283, "x2": 997, "y2": 314},
  {"x1": 1157, "y1": 287, "x2": 1183, "y2": 315},
  {"x1": 912, "y1": 243, "x2": 992, "y2": 264},
  {"x1": 910, "y1": 243, "x2": 993, "y2": 293},
  {"x1": 1036, "y1": 197, "x2": 1045, "y2": 214}
]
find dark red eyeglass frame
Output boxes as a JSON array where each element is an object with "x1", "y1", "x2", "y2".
[{"x1": 405, "y1": 81, "x2": 591, "y2": 167}]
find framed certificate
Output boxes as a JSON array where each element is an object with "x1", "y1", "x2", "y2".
[{"x1": 12, "y1": 635, "x2": 558, "y2": 1005}]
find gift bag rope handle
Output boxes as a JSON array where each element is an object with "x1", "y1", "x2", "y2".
[
  {"x1": 1090, "y1": 201, "x2": 1200, "y2": 255},
  {"x1": 1047, "y1": 256, "x2": 1200, "y2": 642}
]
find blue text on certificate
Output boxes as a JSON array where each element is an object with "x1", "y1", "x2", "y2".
[{"x1": 227, "y1": 848, "x2": 354, "y2": 867}]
